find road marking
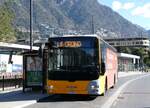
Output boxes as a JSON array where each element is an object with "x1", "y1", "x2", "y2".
[
  {"x1": 12, "y1": 100, "x2": 37, "y2": 108},
  {"x1": 112, "y1": 100, "x2": 117, "y2": 107},
  {"x1": 101, "y1": 74, "x2": 150, "y2": 108}
]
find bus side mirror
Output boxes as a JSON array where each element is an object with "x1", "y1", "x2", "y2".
[
  {"x1": 101, "y1": 62, "x2": 105, "y2": 75},
  {"x1": 39, "y1": 44, "x2": 45, "y2": 58}
]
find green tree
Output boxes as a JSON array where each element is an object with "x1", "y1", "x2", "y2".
[
  {"x1": 0, "y1": 2, "x2": 16, "y2": 42},
  {"x1": 131, "y1": 48, "x2": 146, "y2": 57},
  {"x1": 143, "y1": 51, "x2": 150, "y2": 67},
  {"x1": 116, "y1": 47, "x2": 131, "y2": 54}
]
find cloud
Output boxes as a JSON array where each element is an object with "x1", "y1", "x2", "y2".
[
  {"x1": 123, "y1": 2, "x2": 135, "y2": 10},
  {"x1": 112, "y1": 1, "x2": 135, "y2": 11},
  {"x1": 132, "y1": 3, "x2": 150, "y2": 18},
  {"x1": 112, "y1": 1, "x2": 122, "y2": 11},
  {"x1": 132, "y1": 7, "x2": 144, "y2": 16}
]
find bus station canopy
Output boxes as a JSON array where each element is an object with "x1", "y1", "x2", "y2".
[
  {"x1": 0, "y1": 42, "x2": 39, "y2": 52},
  {"x1": 118, "y1": 53, "x2": 140, "y2": 59}
]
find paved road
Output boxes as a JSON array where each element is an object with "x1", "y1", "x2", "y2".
[
  {"x1": 23, "y1": 73, "x2": 148, "y2": 108},
  {"x1": 112, "y1": 73, "x2": 150, "y2": 108}
]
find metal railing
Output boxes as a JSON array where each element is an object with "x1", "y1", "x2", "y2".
[{"x1": 0, "y1": 75, "x2": 22, "y2": 91}]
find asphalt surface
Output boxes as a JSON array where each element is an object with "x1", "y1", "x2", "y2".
[
  {"x1": 112, "y1": 73, "x2": 150, "y2": 108},
  {"x1": 23, "y1": 73, "x2": 148, "y2": 108}
]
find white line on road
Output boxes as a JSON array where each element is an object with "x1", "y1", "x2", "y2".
[{"x1": 101, "y1": 74, "x2": 150, "y2": 108}]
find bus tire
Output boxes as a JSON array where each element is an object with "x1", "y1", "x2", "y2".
[
  {"x1": 114, "y1": 75, "x2": 116, "y2": 85},
  {"x1": 105, "y1": 77, "x2": 108, "y2": 91},
  {"x1": 111, "y1": 75, "x2": 116, "y2": 89}
]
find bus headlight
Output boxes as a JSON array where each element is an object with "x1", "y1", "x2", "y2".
[
  {"x1": 47, "y1": 85, "x2": 54, "y2": 89},
  {"x1": 91, "y1": 85, "x2": 98, "y2": 90},
  {"x1": 88, "y1": 81, "x2": 99, "y2": 94}
]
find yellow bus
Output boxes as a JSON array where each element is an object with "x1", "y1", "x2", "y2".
[{"x1": 46, "y1": 35, "x2": 118, "y2": 95}]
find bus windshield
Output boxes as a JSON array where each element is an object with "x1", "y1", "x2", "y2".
[{"x1": 48, "y1": 37, "x2": 99, "y2": 80}]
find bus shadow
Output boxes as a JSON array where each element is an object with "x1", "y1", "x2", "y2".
[{"x1": 38, "y1": 94, "x2": 97, "y2": 102}]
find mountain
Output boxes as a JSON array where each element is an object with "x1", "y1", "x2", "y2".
[{"x1": 1, "y1": 0, "x2": 148, "y2": 38}]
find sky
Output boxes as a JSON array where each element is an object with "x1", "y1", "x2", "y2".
[{"x1": 98, "y1": 0, "x2": 150, "y2": 30}]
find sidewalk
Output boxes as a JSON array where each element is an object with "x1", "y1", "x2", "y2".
[
  {"x1": 0, "y1": 88, "x2": 48, "y2": 108},
  {"x1": 118, "y1": 71, "x2": 143, "y2": 78}
]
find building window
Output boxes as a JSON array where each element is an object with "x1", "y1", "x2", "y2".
[
  {"x1": 110, "y1": 43, "x2": 114, "y2": 45},
  {"x1": 140, "y1": 41, "x2": 143, "y2": 44},
  {"x1": 132, "y1": 42, "x2": 135, "y2": 44}
]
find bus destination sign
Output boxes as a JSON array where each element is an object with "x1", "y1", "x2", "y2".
[{"x1": 57, "y1": 41, "x2": 82, "y2": 48}]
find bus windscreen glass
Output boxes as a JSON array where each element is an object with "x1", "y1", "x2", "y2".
[{"x1": 48, "y1": 37, "x2": 99, "y2": 80}]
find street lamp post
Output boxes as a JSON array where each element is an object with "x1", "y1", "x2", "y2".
[{"x1": 30, "y1": 0, "x2": 32, "y2": 51}]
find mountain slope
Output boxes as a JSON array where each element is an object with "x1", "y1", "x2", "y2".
[
  {"x1": 1, "y1": 0, "x2": 148, "y2": 37},
  {"x1": 59, "y1": 0, "x2": 147, "y2": 37}
]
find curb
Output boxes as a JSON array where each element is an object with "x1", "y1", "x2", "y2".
[
  {"x1": 118, "y1": 72, "x2": 143, "y2": 78},
  {"x1": 0, "y1": 88, "x2": 22, "y2": 94}
]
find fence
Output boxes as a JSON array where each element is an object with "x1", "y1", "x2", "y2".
[{"x1": 0, "y1": 74, "x2": 22, "y2": 91}]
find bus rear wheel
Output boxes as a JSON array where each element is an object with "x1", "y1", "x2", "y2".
[{"x1": 111, "y1": 75, "x2": 116, "y2": 89}]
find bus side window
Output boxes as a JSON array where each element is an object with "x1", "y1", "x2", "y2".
[{"x1": 100, "y1": 40, "x2": 106, "y2": 75}]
